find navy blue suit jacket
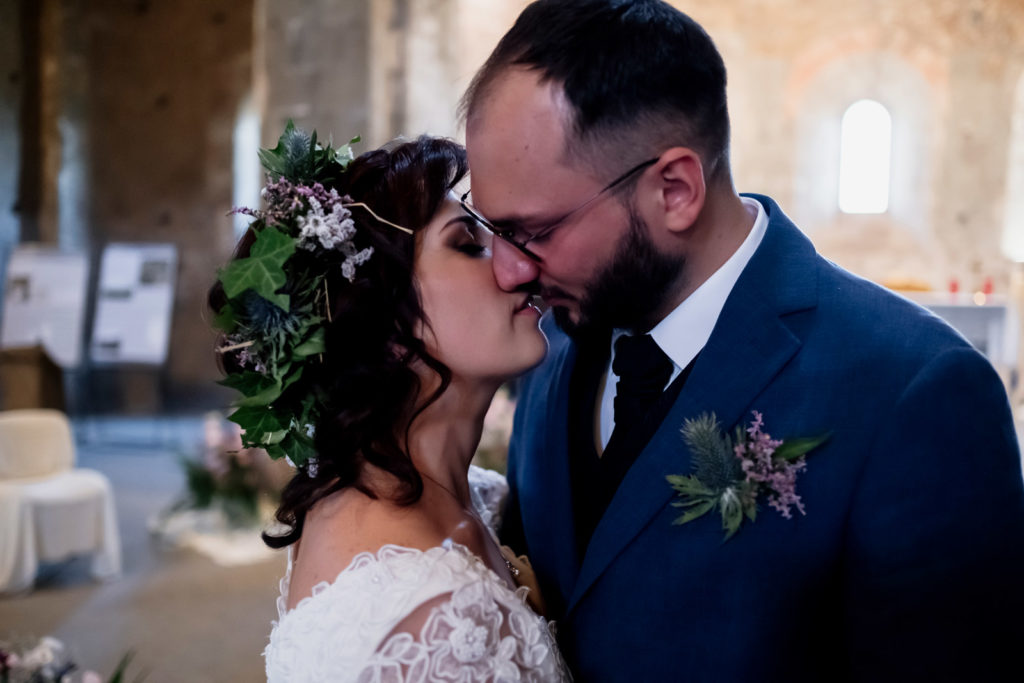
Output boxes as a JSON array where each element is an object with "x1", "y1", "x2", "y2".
[{"x1": 502, "y1": 195, "x2": 1024, "y2": 682}]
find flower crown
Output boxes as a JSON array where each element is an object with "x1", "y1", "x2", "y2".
[{"x1": 214, "y1": 122, "x2": 408, "y2": 470}]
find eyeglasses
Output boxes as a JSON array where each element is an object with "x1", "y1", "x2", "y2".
[{"x1": 459, "y1": 157, "x2": 659, "y2": 261}]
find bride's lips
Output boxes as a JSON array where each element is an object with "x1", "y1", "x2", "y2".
[{"x1": 514, "y1": 294, "x2": 541, "y2": 316}]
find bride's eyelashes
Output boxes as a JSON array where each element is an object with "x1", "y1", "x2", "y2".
[
  {"x1": 451, "y1": 219, "x2": 492, "y2": 258},
  {"x1": 457, "y1": 243, "x2": 487, "y2": 256}
]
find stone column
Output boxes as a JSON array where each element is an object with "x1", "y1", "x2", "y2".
[
  {"x1": 0, "y1": 1, "x2": 22, "y2": 251},
  {"x1": 78, "y1": 0, "x2": 255, "y2": 412},
  {"x1": 14, "y1": 0, "x2": 63, "y2": 247},
  {"x1": 259, "y1": 0, "x2": 374, "y2": 147}
]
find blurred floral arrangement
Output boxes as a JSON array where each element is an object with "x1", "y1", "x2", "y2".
[
  {"x1": 0, "y1": 636, "x2": 141, "y2": 683},
  {"x1": 471, "y1": 385, "x2": 517, "y2": 474},
  {"x1": 149, "y1": 412, "x2": 292, "y2": 550},
  {"x1": 167, "y1": 412, "x2": 291, "y2": 528}
]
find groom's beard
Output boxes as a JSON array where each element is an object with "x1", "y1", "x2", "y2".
[{"x1": 553, "y1": 204, "x2": 684, "y2": 339}]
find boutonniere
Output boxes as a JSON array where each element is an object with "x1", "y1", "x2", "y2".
[{"x1": 666, "y1": 411, "x2": 830, "y2": 541}]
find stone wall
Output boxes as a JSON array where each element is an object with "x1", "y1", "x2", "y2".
[
  {"x1": 5, "y1": 0, "x2": 1024, "y2": 412},
  {"x1": 673, "y1": 0, "x2": 1024, "y2": 293},
  {"x1": 29, "y1": 0, "x2": 256, "y2": 411},
  {"x1": 261, "y1": 0, "x2": 372, "y2": 148}
]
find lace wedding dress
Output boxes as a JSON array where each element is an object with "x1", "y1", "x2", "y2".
[{"x1": 264, "y1": 466, "x2": 570, "y2": 682}]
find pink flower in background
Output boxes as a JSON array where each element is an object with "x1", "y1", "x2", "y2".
[
  {"x1": 203, "y1": 412, "x2": 230, "y2": 477},
  {"x1": 203, "y1": 412, "x2": 252, "y2": 473}
]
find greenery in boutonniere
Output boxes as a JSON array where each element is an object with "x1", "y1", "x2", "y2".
[
  {"x1": 213, "y1": 122, "x2": 365, "y2": 467},
  {"x1": 666, "y1": 411, "x2": 830, "y2": 540}
]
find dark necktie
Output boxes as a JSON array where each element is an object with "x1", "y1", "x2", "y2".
[{"x1": 611, "y1": 333, "x2": 673, "y2": 439}]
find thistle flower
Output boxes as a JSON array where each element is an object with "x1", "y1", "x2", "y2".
[{"x1": 237, "y1": 291, "x2": 304, "y2": 337}]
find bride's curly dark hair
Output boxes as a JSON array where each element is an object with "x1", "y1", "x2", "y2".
[{"x1": 209, "y1": 136, "x2": 468, "y2": 548}]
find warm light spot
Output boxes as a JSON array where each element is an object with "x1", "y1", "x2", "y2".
[
  {"x1": 839, "y1": 99, "x2": 892, "y2": 214},
  {"x1": 973, "y1": 292, "x2": 987, "y2": 306}
]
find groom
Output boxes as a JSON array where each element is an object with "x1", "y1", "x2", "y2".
[{"x1": 462, "y1": 1, "x2": 1024, "y2": 681}]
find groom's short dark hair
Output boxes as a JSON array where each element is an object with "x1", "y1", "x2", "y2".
[{"x1": 462, "y1": 0, "x2": 731, "y2": 182}]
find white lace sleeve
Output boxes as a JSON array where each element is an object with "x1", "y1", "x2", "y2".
[
  {"x1": 357, "y1": 577, "x2": 569, "y2": 682},
  {"x1": 468, "y1": 465, "x2": 508, "y2": 536}
]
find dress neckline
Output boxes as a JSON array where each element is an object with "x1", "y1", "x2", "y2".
[{"x1": 279, "y1": 540, "x2": 495, "y2": 620}]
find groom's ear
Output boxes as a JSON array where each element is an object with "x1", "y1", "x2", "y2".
[{"x1": 646, "y1": 147, "x2": 705, "y2": 236}]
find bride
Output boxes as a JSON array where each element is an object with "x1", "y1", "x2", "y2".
[{"x1": 211, "y1": 128, "x2": 569, "y2": 681}]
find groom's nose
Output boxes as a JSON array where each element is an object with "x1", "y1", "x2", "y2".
[{"x1": 492, "y1": 237, "x2": 541, "y2": 292}]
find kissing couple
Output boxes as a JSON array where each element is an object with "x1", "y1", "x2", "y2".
[{"x1": 212, "y1": 1, "x2": 1024, "y2": 681}]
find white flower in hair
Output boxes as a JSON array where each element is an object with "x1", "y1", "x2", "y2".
[
  {"x1": 297, "y1": 194, "x2": 375, "y2": 281},
  {"x1": 297, "y1": 196, "x2": 357, "y2": 251},
  {"x1": 340, "y1": 243, "x2": 374, "y2": 282}
]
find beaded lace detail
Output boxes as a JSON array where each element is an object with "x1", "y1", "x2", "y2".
[{"x1": 264, "y1": 467, "x2": 570, "y2": 682}]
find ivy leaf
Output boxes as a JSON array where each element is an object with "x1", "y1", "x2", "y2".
[
  {"x1": 213, "y1": 302, "x2": 238, "y2": 334},
  {"x1": 292, "y1": 326, "x2": 325, "y2": 359},
  {"x1": 219, "y1": 363, "x2": 303, "y2": 408},
  {"x1": 228, "y1": 405, "x2": 288, "y2": 446},
  {"x1": 261, "y1": 429, "x2": 289, "y2": 446},
  {"x1": 334, "y1": 136, "x2": 359, "y2": 166},
  {"x1": 218, "y1": 371, "x2": 280, "y2": 405},
  {"x1": 774, "y1": 432, "x2": 832, "y2": 461},
  {"x1": 672, "y1": 498, "x2": 716, "y2": 526},
  {"x1": 218, "y1": 226, "x2": 295, "y2": 311},
  {"x1": 280, "y1": 430, "x2": 318, "y2": 467},
  {"x1": 282, "y1": 363, "x2": 304, "y2": 390}
]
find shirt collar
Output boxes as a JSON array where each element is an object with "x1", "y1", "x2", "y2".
[{"x1": 611, "y1": 195, "x2": 769, "y2": 373}]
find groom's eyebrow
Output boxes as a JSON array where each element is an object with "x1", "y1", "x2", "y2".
[{"x1": 486, "y1": 212, "x2": 560, "y2": 232}]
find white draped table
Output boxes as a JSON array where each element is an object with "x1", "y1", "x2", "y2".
[{"x1": 0, "y1": 469, "x2": 122, "y2": 593}]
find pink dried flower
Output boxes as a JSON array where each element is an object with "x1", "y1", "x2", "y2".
[
  {"x1": 735, "y1": 411, "x2": 806, "y2": 519},
  {"x1": 228, "y1": 206, "x2": 261, "y2": 218}
]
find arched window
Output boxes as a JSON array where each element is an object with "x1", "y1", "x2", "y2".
[
  {"x1": 1000, "y1": 71, "x2": 1024, "y2": 262},
  {"x1": 838, "y1": 99, "x2": 892, "y2": 214}
]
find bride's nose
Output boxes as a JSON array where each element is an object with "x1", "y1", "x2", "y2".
[{"x1": 491, "y1": 237, "x2": 540, "y2": 292}]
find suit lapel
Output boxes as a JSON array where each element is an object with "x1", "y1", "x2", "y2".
[
  {"x1": 519, "y1": 327, "x2": 581, "y2": 603},
  {"x1": 566, "y1": 196, "x2": 820, "y2": 613}
]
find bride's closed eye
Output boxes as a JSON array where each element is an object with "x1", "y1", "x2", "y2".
[
  {"x1": 457, "y1": 242, "x2": 489, "y2": 257},
  {"x1": 450, "y1": 216, "x2": 492, "y2": 258}
]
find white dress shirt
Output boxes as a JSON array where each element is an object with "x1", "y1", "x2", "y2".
[{"x1": 597, "y1": 196, "x2": 769, "y2": 451}]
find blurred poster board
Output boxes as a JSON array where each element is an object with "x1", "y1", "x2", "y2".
[
  {"x1": 91, "y1": 243, "x2": 177, "y2": 365},
  {"x1": 0, "y1": 246, "x2": 89, "y2": 368}
]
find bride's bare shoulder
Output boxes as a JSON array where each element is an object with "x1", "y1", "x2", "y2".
[{"x1": 285, "y1": 487, "x2": 450, "y2": 608}]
